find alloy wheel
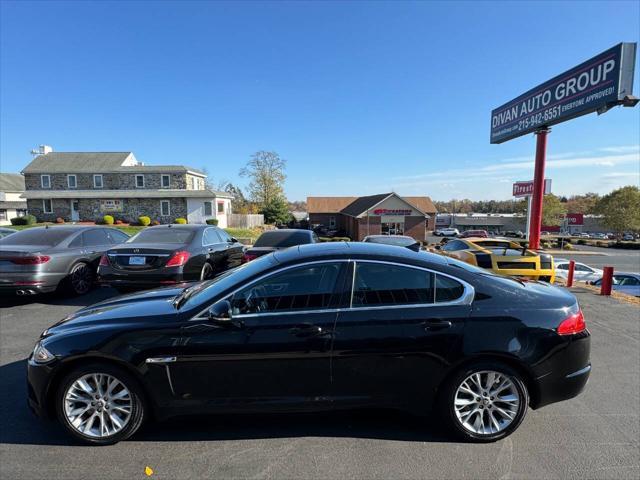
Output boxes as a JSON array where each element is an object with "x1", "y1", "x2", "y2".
[
  {"x1": 453, "y1": 370, "x2": 520, "y2": 436},
  {"x1": 63, "y1": 373, "x2": 132, "y2": 438},
  {"x1": 71, "y1": 264, "x2": 92, "y2": 294},
  {"x1": 200, "y1": 262, "x2": 213, "y2": 281}
]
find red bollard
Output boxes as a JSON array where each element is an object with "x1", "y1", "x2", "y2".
[
  {"x1": 567, "y1": 260, "x2": 575, "y2": 287},
  {"x1": 600, "y1": 266, "x2": 614, "y2": 296}
]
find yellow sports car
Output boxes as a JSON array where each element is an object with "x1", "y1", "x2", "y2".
[{"x1": 434, "y1": 237, "x2": 555, "y2": 282}]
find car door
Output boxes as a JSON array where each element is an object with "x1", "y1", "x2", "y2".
[
  {"x1": 202, "y1": 228, "x2": 226, "y2": 271},
  {"x1": 217, "y1": 228, "x2": 244, "y2": 267},
  {"x1": 168, "y1": 261, "x2": 350, "y2": 408},
  {"x1": 81, "y1": 229, "x2": 114, "y2": 261},
  {"x1": 330, "y1": 260, "x2": 473, "y2": 409},
  {"x1": 616, "y1": 275, "x2": 640, "y2": 296}
]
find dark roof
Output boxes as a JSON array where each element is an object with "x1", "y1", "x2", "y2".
[
  {"x1": 21, "y1": 152, "x2": 205, "y2": 176},
  {"x1": 340, "y1": 193, "x2": 392, "y2": 217},
  {"x1": 0, "y1": 173, "x2": 25, "y2": 192}
]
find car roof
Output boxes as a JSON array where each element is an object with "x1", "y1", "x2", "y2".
[
  {"x1": 146, "y1": 224, "x2": 207, "y2": 230},
  {"x1": 364, "y1": 235, "x2": 413, "y2": 239},
  {"x1": 261, "y1": 229, "x2": 311, "y2": 234},
  {"x1": 23, "y1": 225, "x2": 109, "y2": 232},
  {"x1": 273, "y1": 241, "x2": 447, "y2": 266}
]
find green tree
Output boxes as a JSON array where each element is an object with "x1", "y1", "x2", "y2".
[
  {"x1": 542, "y1": 194, "x2": 567, "y2": 226},
  {"x1": 261, "y1": 196, "x2": 292, "y2": 225},
  {"x1": 595, "y1": 185, "x2": 640, "y2": 233},
  {"x1": 566, "y1": 192, "x2": 599, "y2": 214},
  {"x1": 239, "y1": 151, "x2": 287, "y2": 207}
]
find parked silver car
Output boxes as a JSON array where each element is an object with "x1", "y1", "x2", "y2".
[
  {"x1": 0, "y1": 227, "x2": 17, "y2": 239},
  {"x1": 0, "y1": 225, "x2": 129, "y2": 296},
  {"x1": 590, "y1": 273, "x2": 640, "y2": 297}
]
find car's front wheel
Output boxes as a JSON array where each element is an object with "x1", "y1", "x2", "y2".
[
  {"x1": 439, "y1": 363, "x2": 529, "y2": 442},
  {"x1": 55, "y1": 363, "x2": 146, "y2": 445}
]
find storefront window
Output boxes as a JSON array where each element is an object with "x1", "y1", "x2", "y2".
[{"x1": 381, "y1": 222, "x2": 404, "y2": 235}]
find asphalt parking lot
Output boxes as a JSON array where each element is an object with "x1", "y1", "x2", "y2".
[{"x1": 1, "y1": 286, "x2": 638, "y2": 480}]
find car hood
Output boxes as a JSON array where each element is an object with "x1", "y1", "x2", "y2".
[{"x1": 44, "y1": 286, "x2": 188, "y2": 336}]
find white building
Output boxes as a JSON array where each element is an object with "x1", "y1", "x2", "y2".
[{"x1": 0, "y1": 173, "x2": 28, "y2": 225}]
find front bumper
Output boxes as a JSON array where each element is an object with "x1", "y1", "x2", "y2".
[{"x1": 26, "y1": 356, "x2": 58, "y2": 419}]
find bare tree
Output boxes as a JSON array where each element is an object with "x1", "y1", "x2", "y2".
[{"x1": 239, "y1": 151, "x2": 287, "y2": 207}]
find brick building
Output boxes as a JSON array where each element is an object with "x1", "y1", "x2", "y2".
[
  {"x1": 21, "y1": 146, "x2": 234, "y2": 226},
  {"x1": 307, "y1": 192, "x2": 437, "y2": 242}
]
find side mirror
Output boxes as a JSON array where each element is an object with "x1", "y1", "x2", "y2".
[
  {"x1": 229, "y1": 237, "x2": 238, "y2": 243},
  {"x1": 434, "y1": 245, "x2": 441, "y2": 250},
  {"x1": 207, "y1": 300, "x2": 242, "y2": 328}
]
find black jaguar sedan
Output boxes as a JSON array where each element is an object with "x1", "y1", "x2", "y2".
[
  {"x1": 28, "y1": 242, "x2": 590, "y2": 445},
  {"x1": 97, "y1": 224, "x2": 244, "y2": 291}
]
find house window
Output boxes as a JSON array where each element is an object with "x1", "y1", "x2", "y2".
[
  {"x1": 43, "y1": 199, "x2": 53, "y2": 214},
  {"x1": 41, "y1": 175, "x2": 51, "y2": 189},
  {"x1": 160, "y1": 200, "x2": 170, "y2": 216},
  {"x1": 67, "y1": 174, "x2": 77, "y2": 189},
  {"x1": 16, "y1": 209, "x2": 27, "y2": 217},
  {"x1": 329, "y1": 216, "x2": 336, "y2": 228},
  {"x1": 217, "y1": 202, "x2": 224, "y2": 214},
  {"x1": 191, "y1": 176, "x2": 197, "y2": 189},
  {"x1": 135, "y1": 175, "x2": 145, "y2": 188},
  {"x1": 161, "y1": 174, "x2": 170, "y2": 188},
  {"x1": 93, "y1": 174, "x2": 103, "y2": 188},
  {"x1": 0, "y1": 209, "x2": 6, "y2": 221},
  {"x1": 204, "y1": 201, "x2": 213, "y2": 216}
]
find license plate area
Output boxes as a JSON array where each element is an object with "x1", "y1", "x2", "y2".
[{"x1": 129, "y1": 256, "x2": 146, "y2": 266}]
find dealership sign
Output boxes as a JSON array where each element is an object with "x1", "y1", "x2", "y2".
[
  {"x1": 373, "y1": 209, "x2": 413, "y2": 215},
  {"x1": 491, "y1": 43, "x2": 637, "y2": 144},
  {"x1": 100, "y1": 199, "x2": 123, "y2": 212},
  {"x1": 513, "y1": 179, "x2": 552, "y2": 198},
  {"x1": 567, "y1": 213, "x2": 584, "y2": 225}
]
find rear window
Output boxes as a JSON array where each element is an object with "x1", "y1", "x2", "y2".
[
  {"x1": 0, "y1": 228, "x2": 73, "y2": 246},
  {"x1": 127, "y1": 228, "x2": 195, "y2": 244},
  {"x1": 254, "y1": 231, "x2": 311, "y2": 248}
]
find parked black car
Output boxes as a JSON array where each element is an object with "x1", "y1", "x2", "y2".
[
  {"x1": 97, "y1": 224, "x2": 243, "y2": 291},
  {"x1": 242, "y1": 229, "x2": 319, "y2": 262},
  {"x1": 363, "y1": 234, "x2": 421, "y2": 252},
  {"x1": 28, "y1": 242, "x2": 590, "y2": 445},
  {"x1": 0, "y1": 225, "x2": 129, "y2": 296}
]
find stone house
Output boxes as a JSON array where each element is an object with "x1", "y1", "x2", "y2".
[
  {"x1": 21, "y1": 146, "x2": 234, "y2": 226},
  {"x1": 0, "y1": 173, "x2": 28, "y2": 225}
]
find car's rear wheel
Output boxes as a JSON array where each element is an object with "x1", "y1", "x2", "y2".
[
  {"x1": 200, "y1": 262, "x2": 214, "y2": 281},
  {"x1": 55, "y1": 363, "x2": 145, "y2": 445},
  {"x1": 67, "y1": 262, "x2": 94, "y2": 295},
  {"x1": 439, "y1": 362, "x2": 529, "y2": 442}
]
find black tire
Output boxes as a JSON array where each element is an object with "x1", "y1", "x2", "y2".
[
  {"x1": 55, "y1": 363, "x2": 146, "y2": 445},
  {"x1": 200, "y1": 262, "x2": 214, "y2": 281},
  {"x1": 438, "y1": 362, "x2": 529, "y2": 443},
  {"x1": 67, "y1": 262, "x2": 94, "y2": 296}
]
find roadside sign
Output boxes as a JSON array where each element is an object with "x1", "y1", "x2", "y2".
[
  {"x1": 491, "y1": 43, "x2": 637, "y2": 144},
  {"x1": 513, "y1": 179, "x2": 552, "y2": 198}
]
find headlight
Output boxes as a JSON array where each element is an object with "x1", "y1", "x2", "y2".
[{"x1": 32, "y1": 341, "x2": 55, "y2": 364}]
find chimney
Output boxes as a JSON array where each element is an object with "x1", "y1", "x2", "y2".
[{"x1": 39, "y1": 145, "x2": 53, "y2": 155}]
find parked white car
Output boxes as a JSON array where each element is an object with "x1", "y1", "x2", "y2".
[
  {"x1": 435, "y1": 227, "x2": 460, "y2": 237},
  {"x1": 590, "y1": 273, "x2": 640, "y2": 297},
  {"x1": 555, "y1": 259, "x2": 603, "y2": 283}
]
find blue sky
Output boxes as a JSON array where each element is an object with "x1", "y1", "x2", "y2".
[{"x1": 1, "y1": 0, "x2": 638, "y2": 201}]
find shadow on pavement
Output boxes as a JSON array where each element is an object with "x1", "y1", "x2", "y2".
[
  {"x1": 0, "y1": 287, "x2": 119, "y2": 309},
  {"x1": 0, "y1": 358, "x2": 451, "y2": 446}
]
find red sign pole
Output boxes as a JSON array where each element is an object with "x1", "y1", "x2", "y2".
[
  {"x1": 528, "y1": 128, "x2": 549, "y2": 249},
  {"x1": 567, "y1": 260, "x2": 575, "y2": 287},
  {"x1": 601, "y1": 266, "x2": 614, "y2": 296}
]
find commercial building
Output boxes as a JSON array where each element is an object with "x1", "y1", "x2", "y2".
[
  {"x1": 0, "y1": 173, "x2": 28, "y2": 225},
  {"x1": 21, "y1": 146, "x2": 234, "y2": 226},
  {"x1": 307, "y1": 192, "x2": 437, "y2": 242}
]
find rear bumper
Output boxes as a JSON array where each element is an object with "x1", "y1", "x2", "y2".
[
  {"x1": 531, "y1": 331, "x2": 591, "y2": 409},
  {"x1": 0, "y1": 272, "x2": 66, "y2": 295},
  {"x1": 97, "y1": 265, "x2": 187, "y2": 289},
  {"x1": 492, "y1": 268, "x2": 556, "y2": 282}
]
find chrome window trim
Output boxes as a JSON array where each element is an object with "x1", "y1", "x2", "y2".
[{"x1": 189, "y1": 258, "x2": 474, "y2": 321}]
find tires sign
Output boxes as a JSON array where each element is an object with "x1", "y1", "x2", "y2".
[{"x1": 491, "y1": 43, "x2": 637, "y2": 144}]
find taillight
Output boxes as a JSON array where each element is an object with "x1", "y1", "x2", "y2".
[
  {"x1": 557, "y1": 310, "x2": 586, "y2": 335},
  {"x1": 11, "y1": 255, "x2": 51, "y2": 265},
  {"x1": 242, "y1": 253, "x2": 257, "y2": 263},
  {"x1": 166, "y1": 251, "x2": 190, "y2": 267},
  {"x1": 99, "y1": 254, "x2": 110, "y2": 266}
]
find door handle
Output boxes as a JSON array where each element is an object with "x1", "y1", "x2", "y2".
[
  {"x1": 422, "y1": 319, "x2": 453, "y2": 331},
  {"x1": 289, "y1": 324, "x2": 325, "y2": 338}
]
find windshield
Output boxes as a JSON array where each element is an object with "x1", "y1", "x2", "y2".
[
  {"x1": 0, "y1": 228, "x2": 73, "y2": 246},
  {"x1": 127, "y1": 228, "x2": 195, "y2": 244},
  {"x1": 254, "y1": 231, "x2": 311, "y2": 248}
]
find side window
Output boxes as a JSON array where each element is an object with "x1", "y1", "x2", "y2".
[
  {"x1": 230, "y1": 263, "x2": 344, "y2": 315},
  {"x1": 107, "y1": 230, "x2": 129, "y2": 244},
  {"x1": 217, "y1": 229, "x2": 232, "y2": 242},
  {"x1": 575, "y1": 264, "x2": 592, "y2": 272},
  {"x1": 556, "y1": 264, "x2": 568, "y2": 270},
  {"x1": 619, "y1": 276, "x2": 640, "y2": 286},
  {"x1": 68, "y1": 235, "x2": 83, "y2": 248},
  {"x1": 352, "y1": 262, "x2": 434, "y2": 307},
  {"x1": 435, "y1": 274, "x2": 465, "y2": 302},
  {"x1": 203, "y1": 228, "x2": 222, "y2": 245},
  {"x1": 442, "y1": 240, "x2": 464, "y2": 252},
  {"x1": 82, "y1": 229, "x2": 110, "y2": 246}
]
